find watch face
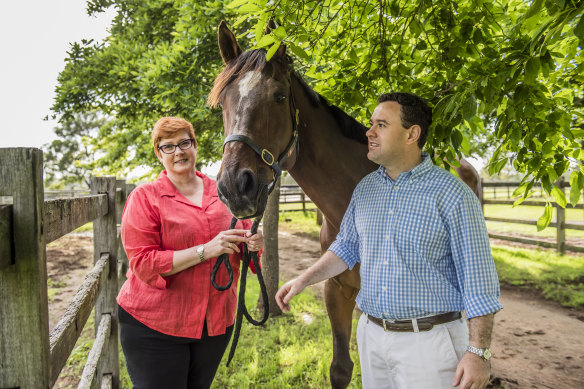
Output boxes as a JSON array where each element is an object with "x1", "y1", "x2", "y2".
[{"x1": 483, "y1": 348, "x2": 492, "y2": 360}]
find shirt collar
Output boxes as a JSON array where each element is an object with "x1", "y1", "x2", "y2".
[
  {"x1": 375, "y1": 152, "x2": 434, "y2": 182},
  {"x1": 157, "y1": 170, "x2": 217, "y2": 205}
]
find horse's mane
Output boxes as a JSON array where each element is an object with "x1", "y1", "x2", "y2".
[{"x1": 208, "y1": 49, "x2": 368, "y2": 146}]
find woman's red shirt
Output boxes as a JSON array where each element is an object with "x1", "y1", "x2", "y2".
[{"x1": 117, "y1": 170, "x2": 259, "y2": 338}]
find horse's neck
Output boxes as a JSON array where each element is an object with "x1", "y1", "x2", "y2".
[{"x1": 287, "y1": 78, "x2": 376, "y2": 231}]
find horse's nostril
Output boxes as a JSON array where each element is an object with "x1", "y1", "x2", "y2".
[{"x1": 238, "y1": 170, "x2": 257, "y2": 195}]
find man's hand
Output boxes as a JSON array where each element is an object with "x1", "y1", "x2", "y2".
[
  {"x1": 453, "y1": 352, "x2": 490, "y2": 389},
  {"x1": 275, "y1": 278, "x2": 306, "y2": 312}
]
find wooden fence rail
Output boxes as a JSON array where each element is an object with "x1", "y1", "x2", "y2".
[
  {"x1": 482, "y1": 180, "x2": 584, "y2": 254},
  {"x1": 0, "y1": 148, "x2": 132, "y2": 389}
]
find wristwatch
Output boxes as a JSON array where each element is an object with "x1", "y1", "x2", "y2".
[
  {"x1": 466, "y1": 345, "x2": 492, "y2": 361},
  {"x1": 197, "y1": 245, "x2": 206, "y2": 262}
]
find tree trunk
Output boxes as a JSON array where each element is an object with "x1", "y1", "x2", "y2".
[{"x1": 257, "y1": 177, "x2": 282, "y2": 316}]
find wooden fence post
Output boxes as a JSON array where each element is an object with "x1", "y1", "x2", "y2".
[
  {"x1": 300, "y1": 191, "x2": 306, "y2": 213},
  {"x1": 0, "y1": 148, "x2": 50, "y2": 389},
  {"x1": 116, "y1": 180, "x2": 128, "y2": 288},
  {"x1": 556, "y1": 177, "x2": 566, "y2": 255},
  {"x1": 91, "y1": 176, "x2": 120, "y2": 388},
  {"x1": 316, "y1": 209, "x2": 323, "y2": 226}
]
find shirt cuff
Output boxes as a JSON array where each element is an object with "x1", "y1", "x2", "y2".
[
  {"x1": 328, "y1": 241, "x2": 359, "y2": 270},
  {"x1": 154, "y1": 250, "x2": 174, "y2": 289},
  {"x1": 464, "y1": 294, "x2": 504, "y2": 319}
]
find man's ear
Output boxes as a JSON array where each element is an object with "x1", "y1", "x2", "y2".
[
  {"x1": 218, "y1": 20, "x2": 242, "y2": 64},
  {"x1": 407, "y1": 125, "x2": 421, "y2": 145}
]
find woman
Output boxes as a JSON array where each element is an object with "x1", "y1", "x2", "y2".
[{"x1": 117, "y1": 117, "x2": 264, "y2": 389}]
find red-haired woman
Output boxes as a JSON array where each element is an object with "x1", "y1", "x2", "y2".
[{"x1": 117, "y1": 117, "x2": 263, "y2": 389}]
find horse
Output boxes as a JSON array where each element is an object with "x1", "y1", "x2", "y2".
[{"x1": 208, "y1": 21, "x2": 482, "y2": 389}]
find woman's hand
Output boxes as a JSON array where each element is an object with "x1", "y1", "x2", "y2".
[
  {"x1": 245, "y1": 229, "x2": 264, "y2": 252},
  {"x1": 203, "y1": 229, "x2": 249, "y2": 258}
]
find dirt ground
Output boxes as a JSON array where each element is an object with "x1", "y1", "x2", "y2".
[{"x1": 47, "y1": 231, "x2": 584, "y2": 388}]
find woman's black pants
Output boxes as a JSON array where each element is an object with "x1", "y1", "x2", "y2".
[{"x1": 118, "y1": 305, "x2": 233, "y2": 389}]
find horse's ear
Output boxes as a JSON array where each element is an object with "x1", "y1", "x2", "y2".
[
  {"x1": 218, "y1": 20, "x2": 242, "y2": 64},
  {"x1": 274, "y1": 44, "x2": 287, "y2": 61},
  {"x1": 264, "y1": 19, "x2": 277, "y2": 35}
]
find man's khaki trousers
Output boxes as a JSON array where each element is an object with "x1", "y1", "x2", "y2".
[{"x1": 357, "y1": 313, "x2": 469, "y2": 388}]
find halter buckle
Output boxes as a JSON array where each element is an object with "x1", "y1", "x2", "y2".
[{"x1": 261, "y1": 149, "x2": 274, "y2": 166}]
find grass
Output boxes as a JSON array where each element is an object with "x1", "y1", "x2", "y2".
[
  {"x1": 279, "y1": 208, "x2": 321, "y2": 239},
  {"x1": 213, "y1": 279, "x2": 362, "y2": 388},
  {"x1": 54, "y1": 311, "x2": 132, "y2": 388},
  {"x1": 484, "y1": 204, "x2": 584, "y2": 240},
  {"x1": 491, "y1": 244, "x2": 584, "y2": 308}
]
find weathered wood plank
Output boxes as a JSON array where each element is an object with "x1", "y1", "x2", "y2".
[
  {"x1": 77, "y1": 313, "x2": 111, "y2": 389},
  {"x1": 488, "y1": 233, "x2": 557, "y2": 249},
  {"x1": 91, "y1": 177, "x2": 120, "y2": 388},
  {"x1": 565, "y1": 222, "x2": 584, "y2": 231},
  {"x1": 44, "y1": 195, "x2": 108, "y2": 244},
  {"x1": 0, "y1": 148, "x2": 50, "y2": 389},
  {"x1": 102, "y1": 373, "x2": 113, "y2": 389},
  {"x1": 564, "y1": 244, "x2": 584, "y2": 253},
  {"x1": 482, "y1": 181, "x2": 571, "y2": 188},
  {"x1": 484, "y1": 199, "x2": 584, "y2": 209},
  {"x1": 49, "y1": 253, "x2": 110, "y2": 387},
  {"x1": 0, "y1": 205, "x2": 13, "y2": 268},
  {"x1": 485, "y1": 216, "x2": 541, "y2": 226}
]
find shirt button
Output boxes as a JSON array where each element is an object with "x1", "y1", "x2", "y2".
[
  {"x1": 384, "y1": 261, "x2": 389, "y2": 265},
  {"x1": 388, "y1": 209, "x2": 393, "y2": 215},
  {"x1": 386, "y1": 235, "x2": 391, "y2": 239},
  {"x1": 384, "y1": 312, "x2": 389, "y2": 316},
  {"x1": 382, "y1": 286, "x2": 387, "y2": 291},
  {"x1": 409, "y1": 179, "x2": 413, "y2": 184}
]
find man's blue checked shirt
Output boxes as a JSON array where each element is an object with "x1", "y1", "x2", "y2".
[{"x1": 329, "y1": 154, "x2": 503, "y2": 320}]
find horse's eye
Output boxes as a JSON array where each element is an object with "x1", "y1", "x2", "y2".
[{"x1": 275, "y1": 94, "x2": 286, "y2": 103}]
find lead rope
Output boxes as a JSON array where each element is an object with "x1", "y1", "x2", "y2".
[{"x1": 210, "y1": 216, "x2": 269, "y2": 366}]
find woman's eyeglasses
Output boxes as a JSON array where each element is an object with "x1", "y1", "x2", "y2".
[{"x1": 158, "y1": 139, "x2": 195, "y2": 154}]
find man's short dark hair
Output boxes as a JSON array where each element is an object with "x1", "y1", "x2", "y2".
[{"x1": 377, "y1": 92, "x2": 432, "y2": 149}]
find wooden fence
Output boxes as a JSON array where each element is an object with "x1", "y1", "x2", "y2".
[
  {"x1": 0, "y1": 148, "x2": 134, "y2": 389},
  {"x1": 279, "y1": 185, "x2": 317, "y2": 212},
  {"x1": 482, "y1": 179, "x2": 584, "y2": 254}
]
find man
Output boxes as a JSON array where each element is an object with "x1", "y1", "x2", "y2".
[{"x1": 276, "y1": 92, "x2": 502, "y2": 389}]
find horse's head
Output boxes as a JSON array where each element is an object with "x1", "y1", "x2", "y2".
[{"x1": 209, "y1": 21, "x2": 298, "y2": 219}]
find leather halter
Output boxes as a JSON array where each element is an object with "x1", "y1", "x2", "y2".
[{"x1": 222, "y1": 79, "x2": 299, "y2": 194}]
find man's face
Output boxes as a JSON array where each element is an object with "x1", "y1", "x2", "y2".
[{"x1": 366, "y1": 101, "x2": 409, "y2": 167}]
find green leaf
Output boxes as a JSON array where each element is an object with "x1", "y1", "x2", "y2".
[
  {"x1": 227, "y1": 0, "x2": 251, "y2": 9},
  {"x1": 256, "y1": 34, "x2": 275, "y2": 48},
  {"x1": 288, "y1": 42, "x2": 310, "y2": 60},
  {"x1": 236, "y1": 3, "x2": 261, "y2": 13},
  {"x1": 273, "y1": 26, "x2": 286, "y2": 40},
  {"x1": 536, "y1": 203, "x2": 553, "y2": 231},
  {"x1": 551, "y1": 186, "x2": 567, "y2": 208},
  {"x1": 461, "y1": 95, "x2": 477, "y2": 121},
  {"x1": 541, "y1": 175, "x2": 552, "y2": 194},
  {"x1": 524, "y1": 57, "x2": 540, "y2": 84},
  {"x1": 570, "y1": 171, "x2": 583, "y2": 207},
  {"x1": 524, "y1": 0, "x2": 543, "y2": 19},
  {"x1": 574, "y1": 14, "x2": 584, "y2": 41},
  {"x1": 265, "y1": 41, "x2": 281, "y2": 61}
]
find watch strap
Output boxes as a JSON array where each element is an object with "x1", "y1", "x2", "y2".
[
  {"x1": 466, "y1": 345, "x2": 492, "y2": 361},
  {"x1": 197, "y1": 245, "x2": 206, "y2": 262}
]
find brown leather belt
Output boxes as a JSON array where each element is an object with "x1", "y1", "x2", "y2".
[{"x1": 366, "y1": 312, "x2": 461, "y2": 332}]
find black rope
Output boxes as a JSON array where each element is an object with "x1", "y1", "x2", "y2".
[
  {"x1": 210, "y1": 216, "x2": 269, "y2": 366},
  {"x1": 210, "y1": 218, "x2": 237, "y2": 291}
]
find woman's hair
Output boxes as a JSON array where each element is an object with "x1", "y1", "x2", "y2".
[{"x1": 151, "y1": 117, "x2": 196, "y2": 152}]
